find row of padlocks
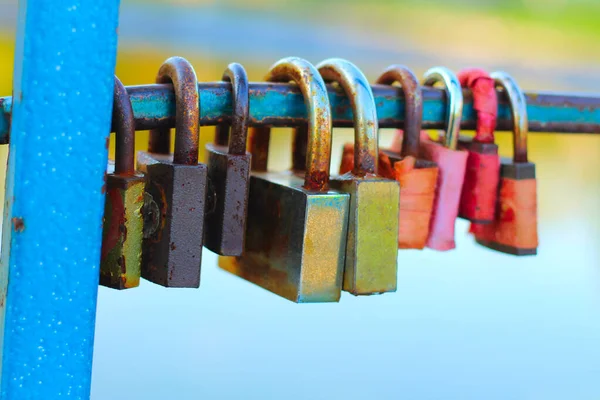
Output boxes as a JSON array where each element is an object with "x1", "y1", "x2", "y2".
[{"x1": 101, "y1": 56, "x2": 538, "y2": 303}]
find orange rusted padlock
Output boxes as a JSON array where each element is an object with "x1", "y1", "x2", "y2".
[
  {"x1": 456, "y1": 68, "x2": 501, "y2": 223},
  {"x1": 377, "y1": 66, "x2": 439, "y2": 249},
  {"x1": 420, "y1": 67, "x2": 468, "y2": 251},
  {"x1": 471, "y1": 71, "x2": 538, "y2": 255}
]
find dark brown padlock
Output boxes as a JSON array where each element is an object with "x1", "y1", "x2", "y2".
[
  {"x1": 471, "y1": 71, "x2": 538, "y2": 255},
  {"x1": 136, "y1": 56, "x2": 207, "y2": 287},
  {"x1": 204, "y1": 63, "x2": 251, "y2": 256}
]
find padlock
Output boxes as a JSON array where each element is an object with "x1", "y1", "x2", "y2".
[
  {"x1": 456, "y1": 68, "x2": 501, "y2": 223},
  {"x1": 204, "y1": 63, "x2": 251, "y2": 256},
  {"x1": 99, "y1": 76, "x2": 145, "y2": 290},
  {"x1": 375, "y1": 65, "x2": 440, "y2": 250},
  {"x1": 219, "y1": 57, "x2": 350, "y2": 303},
  {"x1": 136, "y1": 56, "x2": 206, "y2": 287},
  {"x1": 318, "y1": 58, "x2": 400, "y2": 296},
  {"x1": 471, "y1": 71, "x2": 538, "y2": 255},
  {"x1": 420, "y1": 67, "x2": 468, "y2": 251}
]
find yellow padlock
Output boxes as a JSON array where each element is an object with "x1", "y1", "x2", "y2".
[
  {"x1": 219, "y1": 57, "x2": 350, "y2": 303},
  {"x1": 318, "y1": 58, "x2": 400, "y2": 296}
]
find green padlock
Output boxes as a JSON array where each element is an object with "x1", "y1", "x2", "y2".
[
  {"x1": 318, "y1": 58, "x2": 400, "y2": 296},
  {"x1": 219, "y1": 57, "x2": 350, "y2": 303},
  {"x1": 99, "y1": 76, "x2": 145, "y2": 289}
]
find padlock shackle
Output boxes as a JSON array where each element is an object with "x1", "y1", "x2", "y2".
[
  {"x1": 423, "y1": 67, "x2": 463, "y2": 151},
  {"x1": 148, "y1": 56, "x2": 200, "y2": 165},
  {"x1": 491, "y1": 71, "x2": 528, "y2": 163},
  {"x1": 376, "y1": 65, "x2": 422, "y2": 158},
  {"x1": 214, "y1": 63, "x2": 250, "y2": 155},
  {"x1": 112, "y1": 76, "x2": 136, "y2": 176},
  {"x1": 265, "y1": 57, "x2": 333, "y2": 191},
  {"x1": 318, "y1": 58, "x2": 378, "y2": 176},
  {"x1": 457, "y1": 68, "x2": 497, "y2": 144}
]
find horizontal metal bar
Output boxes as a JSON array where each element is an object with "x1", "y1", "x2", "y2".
[{"x1": 1, "y1": 82, "x2": 599, "y2": 144}]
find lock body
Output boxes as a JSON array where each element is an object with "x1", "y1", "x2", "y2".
[
  {"x1": 220, "y1": 172, "x2": 349, "y2": 303},
  {"x1": 100, "y1": 164, "x2": 145, "y2": 289},
  {"x1": 138, "y1": 152, "x2": 207, "y2": 287},
  {"x1": 330, "y1": 173, "x2": 399, "y2": 295},
  {"x1": 473, "y1": 159, "x2": 538, "y2": 255},
  {"x1": 457, "y1": 136, "x2": 500, "y2": 223},
  {"x1": 420, "y1": 139, "x2": 468, "y2": 251},
  {"x1": 204, "y1": 143, "x2": 251, "y2": 256},
  {"x1": 383, "y1": 149, "x2": 438, "y2": 249}
]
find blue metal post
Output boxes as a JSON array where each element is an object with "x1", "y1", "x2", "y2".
[{"x1": 0, "y1": 0, "x2": 120, "y2": 398}]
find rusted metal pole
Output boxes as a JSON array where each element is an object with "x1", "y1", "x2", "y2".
[{"x1": 0, "y1": 83, "x2": 599, "y2": 144}]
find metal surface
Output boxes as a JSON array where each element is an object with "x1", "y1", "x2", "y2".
[
  {"x1": 419, "y1": 67, "x2": 468, "y2": 251},
  {"x1": 149, "y1": 57, "x2": 201, "y2": 165},
  {"x1": 474, "y1": 160, "x2": 537, "y2": 256},
  {"x1": 423, "y1": 67, "x2": 464, "y2": 150},
  {"x1": 113, "y1": 77, "x2": 136, "y2": 175},
  {"x1": 220, "y1": 57, "x2": 349, "y2": 303},
  {"x1": 205, "y1": 63, "x2": 251, "y2": 256},
  {"x1": 376, "y1": 66, "x2": 438, "y2": 250},
  {"x1": 213, "y1": 63, "x2": 250, "y2": 154},
  {"x1": 2, "y1": 84, "x2": 599, "y2": 145},
  {"x1": 492, "y1": 71, "x2": 529, "y2": 163},
  {"x1": 100, "y1": 77, "x2": 145, "y2": 289},
  {"x1": 267, "y1": 57, "x2": 333, "y2": 191},
  {"x1": 318, "y1": 58, "x2": 378, "y2": 175},
  {"x1": 219, "y1": 172, "x2": 350, "y2": 303},
  {"x1": 138, "y1": 57, "x2": 206, "y2": 288},
  {"x1": 475, "y1": 71, "x2": 538, "y2": 256},
  {"x1": 321, "y1": 58, "x2": 399, "y2": 296},
  {"x1": 376, "y1": 65, "x2": 423, "y2": 157},
  {"x1": 0, "y1": 0, "x2": 120, "y2": 397}
]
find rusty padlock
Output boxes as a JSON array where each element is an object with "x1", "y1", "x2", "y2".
[
  {"x1": 457, "y1": 68, "x2": 501, "y2": 223},
  {"x1": 376, "y1": 65, "x2": 440, "y2": 250},
  {"x1": 204, "y1": 63, "x2": 251, "y2": 256},
  {"x1": 420, "y1": 67, "x2": 468, "y2": 251},
  {"x1": 99, "y1": 76, "x2": 145, "y2": 290},
  {"x1": 219, "y1": 57, "x2": 350, "y2": 303},
  {"x1": 136, "y1": 56, "x2": 206, "y2": 287},
  {"x1": 471, "y1": 71, "x2": 538, "y2": 255},
  {"x1": 318, "y1": 58, "x2": 400, "y2": 296}
]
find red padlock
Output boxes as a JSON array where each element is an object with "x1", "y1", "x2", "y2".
[
  {"x1": 457, "y1": 68, "x2": 501, "y2": 223},
  {"x1": 375, "y1": 65, "x2": 439, "y2": 249},
  {"x1": 471, "y1": 71, "x2": 538, "y2": 255},
  {"x1": 420, "y1": 67, "x2": 468, "y2": 251}
]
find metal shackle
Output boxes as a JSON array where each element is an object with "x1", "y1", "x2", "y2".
[
  {"x1": 423, "y1": 67, "x2": 463, "y2": 150},
  {"x1": 265, "y1": 57, "x2": 333, "y2": 191},
  {"x1": 214, "y1": 62, "x2": 250, "y2": 155},
  {"x1": 112, "y1": 76, "x2": 136, "y2": 175},
  {"x1": 148, "y1": 56, "x2": 200, "y2": 165},
  {"x1": 491, "y1": 71, "x2": 529, "y2": 163},
  {"x1": 317, "y1": 58, "x2": 378, "y2": 176},
  {"x1": 376, "y1": 65, "x2": 422, "y2": 158}
]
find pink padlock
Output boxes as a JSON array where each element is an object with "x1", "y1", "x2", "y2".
[{"x1": 420, "y1": 67, "x2": 468, "y2": 251}]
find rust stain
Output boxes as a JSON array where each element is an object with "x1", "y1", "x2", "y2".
[
  {"x1": 12, "y1": 217, "x2": 24, "y2": 233},
  {"x1": 303, "y1": 170, "x2": 328, "y2": 192},
  {"x1": 118, "y1": 255, "x2": 126, "y2": 275}
]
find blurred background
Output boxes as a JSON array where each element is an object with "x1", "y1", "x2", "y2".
[{"x1": 1, "y1": 0, "x2": 600, "y2": 398}]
